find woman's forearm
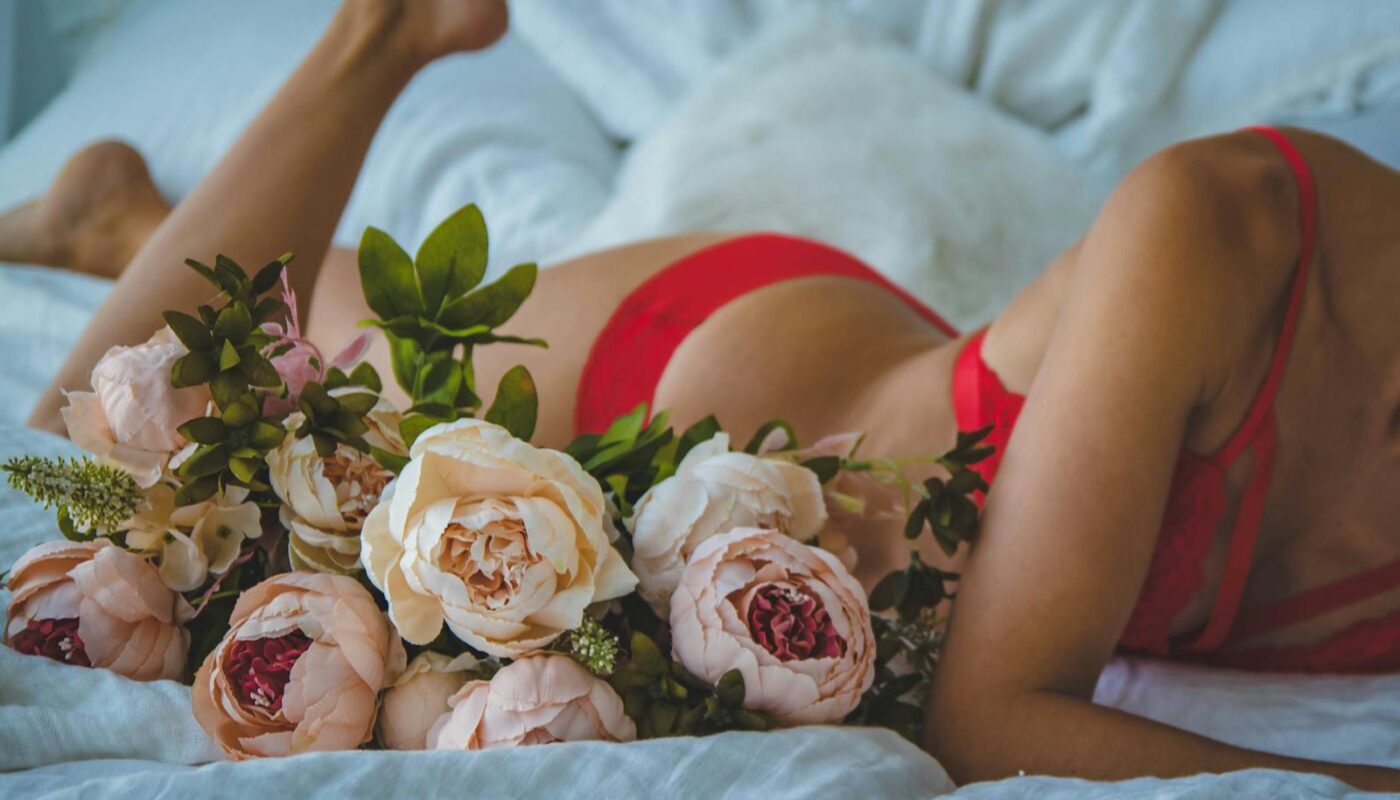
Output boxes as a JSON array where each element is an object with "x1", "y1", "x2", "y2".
[{"x1": 926, "y1": 688, "x2": 1400, "y2": 791}]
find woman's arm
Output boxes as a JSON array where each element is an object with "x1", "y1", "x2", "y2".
[{"x1": 924, "y1": 134, "x2": 1400, "y2": 792}]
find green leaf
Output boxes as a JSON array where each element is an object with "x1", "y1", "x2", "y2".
[
  {"x1": 178, "y1": 417, "x2": 227, "y2": 445},
  {"x1": 163, "y1": 311, "x2": 212, "y2": 350},
  {"x1": 311, "y1": 432, "x2": 338, "y2": 458},
  {"x1": 385, "y1": 333, "x2": 423, "y2": 397},
  {"x1": 437, "y1": 262, "x2": 537, "y2": 330},
  {"x1": 600, "y1": 403, "x2": 647, "y2": 449},
  {"x1": 213, "y1": 303, "x2": 252, "y2": 342},
  {"x1": 413, "y1": 352, "x2": 462, "y2": 406},
  {"x1": 250, "y1": 421, "x2": 287, "y2": 450},
  {"x1": 801, "y1": 455, "x2": 841, "y2": 484},
  {"x1": 484, "y1": 365, "x2": 537, "y2": 440},
  {"x1": 177, "y1": 444, "x2": 229, "y2": 479},
  {"x1": 370, "y1": 446, "x2": 409, "y2": 474},
  {"x1": 904, "y1": 498, "x2": 930, "y2": 540},
  {"x1": 869, "y1": 570, "x2": 909, "y2": 612},
  {"x1": 222, "y1": 396, "x2": 259, "y2": 428},
  {"x1": 415, "y1": 203, "x2": 488, "y2": 317},
  {"x1": 170, "y1": 352, "x2": 215, "y2": 388},
  {"x1": 358, "y1": 227, "x2": 423, "y2": 319},
  {"x1": 675, "y1": 415, "x2": 721, "y2": 462},
  {"x1": 219, "y1": 339, "x2": 242, "y2": 370},
  {"x1": 228, "y1": 456, "x2": 261, "y2": 483},
  {"x1": 629, "y1": 631, "x2": 665, "y2": 674},
  {"x1": 300, "y1": 381, "x2": 338, "y2": 416},
  {"x1": 399, "y1": 414, "x2": 442, "y2": 449},
  {"x1": 210, "y1": 371, "x2": 249, "y2": 409},
  {"x1": 251, "y1": 260, "x2": 285, "y2": 294},
  {"x1": 744, "y1": 419, "x2": 796, "y2": 454},
  {"x1": 336, "y1": 391, "x2": 378, "y2": 417},
  {"x1": 349, "y1": 361, "x2": 382, "y2": 393},
  {"x1": 715, "y1": 669, "x2": 746, "y2": 707},
  {"x1": 240, "y1": 352, "x2": 281, "y2": 388},
  {"x1": 251, "y1": 296, "x2": 287, "y2": 326},
  {"x1": 182, "y1": 258, "x2": 218, "y2": 286},
  {"x1": 215, "y1": 254, "x2": 249, "y2": 282},
  {"x1": 174, "y1": 475, "x2": 219, "y2": 506}
]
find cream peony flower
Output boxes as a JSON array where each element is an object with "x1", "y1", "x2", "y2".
[
  {"x1": 429, "y1": 653, "x2": 635, "y2": 749},
  {"x1": 670, "y1": 528, "x2": 875, "y2": 726},
  {"x1": 629, "y1": 433, "x2": 826, "y2": 617},
  {"x1": 378, "y1": 651, "x2": 480, "y2": 750},
  {"x1": 122, "y1": 484, "x2": 263, "y2": 592},
  {"x1": 267, "y1": 397, "x2": 405, "y2": 574},
  {"x1": 191, "y1": 573, "x2": 405, "y2": 760},
  {"x1": 360, "y1": 419, "x2": 636, "y2": 657},
  {"x1": 61, "y1": 328, "x2": 211, "y2": 488},
  {"x1": 4, "y1": 540, "x2": 191, "y2": 681}
]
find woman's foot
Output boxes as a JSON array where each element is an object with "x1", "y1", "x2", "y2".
[
  {"x1": 340, "y1": 0, "x2": 508, "y2": 70},
  {"x1": 0, "y1": 141, "x2": 169, "y2": 279}
]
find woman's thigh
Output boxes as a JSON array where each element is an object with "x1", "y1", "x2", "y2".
[{"x1": 306, "y1": 232, "x2": 733, "y2": 448}]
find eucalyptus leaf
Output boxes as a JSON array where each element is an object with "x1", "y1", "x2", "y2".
[
  {"x1": 358, "y1": 227, "x2": 423, "y2": 319},
  {"x1": 178, "y1": 444, "x2": 229, "y2": 479},
  {"x1": 170, "y1": 352, "x2": 215, "y2": 388},
  {"x1": 174, "y1": 475, "x2": 219, "y2": 506},
  {"x1": 415, "y1": 203, "x2": 488, "y2": 317},
  {"x1": 177, "y1": 417, "x2": 227, "y2": 445},
  {"x1": 213, "y1": 303, "x2": 252, "y2": 342},
  {"x1": 484, "y1": 365, "x2": 537, "y2": 440},
  {"x1": 437, "y1": 262, "x2": 537, "y2": 331}
]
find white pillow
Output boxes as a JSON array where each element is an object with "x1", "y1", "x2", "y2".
[
  {"x1": 560, "y1": 11, "x2": 1098, "y2": 331},
  {"x1": 0, "y1": 0, "x2": 618, "y2": 276}
]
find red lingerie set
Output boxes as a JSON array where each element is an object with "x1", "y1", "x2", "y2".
[{"x1": 574, "y1": 126, "x2": 1400, "y2": 673}]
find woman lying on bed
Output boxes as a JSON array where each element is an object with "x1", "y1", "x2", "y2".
[{"x1": 2, "y1": 0, "x2": 1397, "y2": 791}]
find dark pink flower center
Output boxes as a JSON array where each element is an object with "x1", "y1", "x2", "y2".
[
  {"x1": 11, "y1": 618, "x2": 91, "y2": 667},
  {"x1": 224, "y1": 630, "x2": 313, "y2": 713},
  {"x1": 746, "y1": 584, "x2": 846, "y2": 662}
]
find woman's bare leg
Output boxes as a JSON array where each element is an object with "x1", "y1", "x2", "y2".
[{"x1": 26, "y1": 0, "x2": 507, "y2": 434}]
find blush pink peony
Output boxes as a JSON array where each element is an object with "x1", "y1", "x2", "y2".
[
  {"x1": 191, "y1": 573, "x2": 405, "y2": 760},
  {"x1": 378, "y1": 651, "x2": 479, "y2": 750},
  {"x1": 4, "y1": 539, "x2": 191, "y2": 681},
  {"x1": 429, "y1": 653, "x2": 635, "y2": 749},
  {"x1": 61, "y1": 328, "x2": 211, "y2": 488},
  {"x1": 669, "y1": 528, "x2": 875, "y2": 725}
]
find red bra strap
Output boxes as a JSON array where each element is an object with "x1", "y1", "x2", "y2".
[
  {"x1": 1183, "y1": 126, "x2": 1318, "y2": 652},
  {"x1": 1216, "y1": 126, "x2": 1318, "y2": 467},
  {"x1": 1227, "y1": 557, "x2": 1400, "y2": 645},
  {"x1": 1184, "y1": 411, "x2": 1278, "y2": 652}
]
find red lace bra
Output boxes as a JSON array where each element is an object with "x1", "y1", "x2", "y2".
[
  {"x1": 954, "y1": 127, "x2": 1400, "y2": 672},
  {"x1": 574, "y1": 126, "x2": 1399, "y2": 674}
]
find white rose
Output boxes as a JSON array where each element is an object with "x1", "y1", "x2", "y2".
[
  {"x1": 267, "y1": 396, "x2": 405, "y2": 574},
  {"x1": 629, "y1": 433, "x2": 826, "y2": 617},
  {"x1": 360, "y1": 419, "x2": 637, "y2": 657}
]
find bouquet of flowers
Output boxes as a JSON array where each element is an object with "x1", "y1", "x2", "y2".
[{"x1": 2, "y1": 205, "x2": 991, "y2": 759}]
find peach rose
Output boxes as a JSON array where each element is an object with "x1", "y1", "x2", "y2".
[
  {"x1": 267, "y1": 398, "x2": 405, "y2": 574},
  {"x1": 191, "y1": 573, "x2": 405, "y2": 760},
  {"x1": 378, "y1": 651, "x2": 480, "y2": 750},
  {"x1": 122, "y1": 484, "x2": 263, "y2": 592},
  {"x1": 4, "y1": 539, "x2": 190, "y2": 681},
  {"x1": 61, "y1": 328, "x2": 211, "y2": 488},
  {"x1": 429, "y1": 653, "x2": 635, "y2": 749},
  {"x1": 629, "y1": 433, "x2": 826, "y2": 617},
  {"x1": 670, "y1": 528, "x2": 875, "y2": 725},
  {"x1": 360, "y1": 419, "x2": 636, "y2": 657}
]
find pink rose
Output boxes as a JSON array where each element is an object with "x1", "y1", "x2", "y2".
[
  {"x1": 378, "y1": 651, "x2": 479, "y2": 750},
  {"x1": 191, "y1": 573, "x2": 406, "y2": 760},
  {"x1": 4, "y1": 540, "x2": 191, "y2": 681},
  {"x1": 670, "y1": 528, "x2": 875, "y2": 725},
  {"x1": 430, "y1": 653, "x2": 636, "y2": 749},
  {"x1": 61, "y1": 328, "x2": 211, "y2": 487}
]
